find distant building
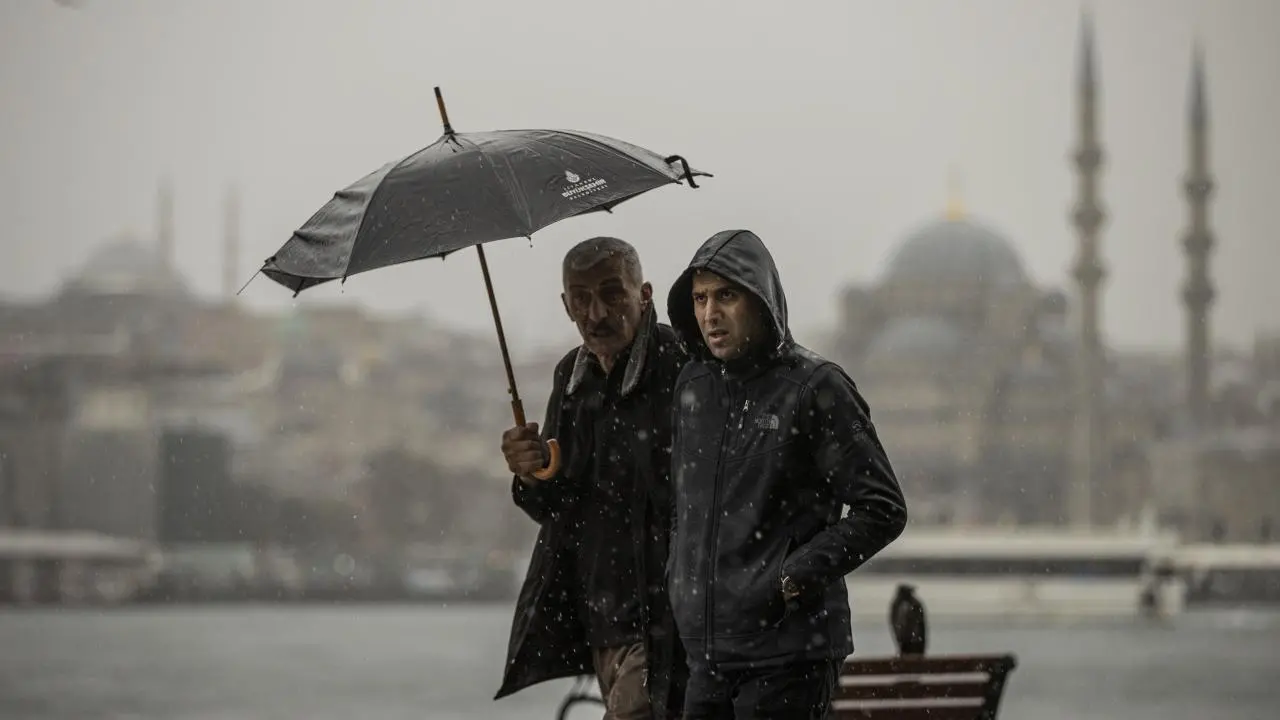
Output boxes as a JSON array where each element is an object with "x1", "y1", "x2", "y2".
[
  {"x1": 829, "y1": 208, "x2": 1160, "y2": 527},
  {"x1": 827, "y1": 19, "x2": 1277, "y2": 536},
  {"x1": 0, "y1": 181, "x2": 563, "y2": 548},
  {"x1": 1147, "y1": 427, "x2": 1280, "y2": 543}
]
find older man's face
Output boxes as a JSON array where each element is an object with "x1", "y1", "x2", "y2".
[{"x1": 562, "y1": 255, "x2": 651, "y2": 370}]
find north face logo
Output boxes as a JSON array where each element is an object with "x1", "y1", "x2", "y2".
[{"x1": 755, "y1": 414, "x2": 780, "y2": 430}]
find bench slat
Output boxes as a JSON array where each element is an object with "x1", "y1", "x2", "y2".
[
  {"x1": 835, "y1": 678, "x2": 991, "y2": 701},
  {"x1": 833, "y1": 706, "x2": 984, "y2": 720},
  {"x1": 844, "y1": 654, "x2": 1015, "y2": 675}
]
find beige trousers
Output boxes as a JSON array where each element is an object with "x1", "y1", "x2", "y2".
[{"x1": 592, "y1": 642, "x2": 651, "y2": 720}]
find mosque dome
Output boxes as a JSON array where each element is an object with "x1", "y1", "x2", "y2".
[
  {"x1": 881, "y1": 215, "x2": 1028, "y2": 288},
  {"x1": 864, "y1": 315, "x2": 966, "y2": 365},
  {"x1": 61, "y1": 234, "x2": 188, "y2": 297}
]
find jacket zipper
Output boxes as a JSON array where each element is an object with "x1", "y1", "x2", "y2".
[{"x1": 705, "y1": 374, "x2": 736, "y2": 664}]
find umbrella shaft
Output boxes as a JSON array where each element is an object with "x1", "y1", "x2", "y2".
[{"x1": 475, "y1": 244, "x2": 526, "y2": 425}]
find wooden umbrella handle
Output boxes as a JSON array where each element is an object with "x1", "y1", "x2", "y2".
[{"x1": 533, "y1": 438, "x2": 562, "y2": 481}]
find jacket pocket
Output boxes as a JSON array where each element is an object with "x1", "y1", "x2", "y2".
[
  {"x1": 710, "y1": 536, "x2": 792, "y2": 636},
  {"x1": 769, "y1": 537, "x2": 796, "y2": 628}
]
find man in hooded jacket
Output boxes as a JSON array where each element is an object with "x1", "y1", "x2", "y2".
[
  {"x1": 665, "y1": 229, "x2": 908, "y2": 719},
  {"x1": 494, "y1": 237, "x2": 689, "y2": 720}
]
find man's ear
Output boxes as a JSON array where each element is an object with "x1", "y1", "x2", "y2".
[
  {"x1": 561, "y1": 292, "x2": 573, "y2": 321},
  {"x1": 640, "y1": 281, "x2": 653, "y2": 306}
]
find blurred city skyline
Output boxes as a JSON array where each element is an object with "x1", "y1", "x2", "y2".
[{"x1": 4, "y1": 0, "x2": 1279, "y2": 354}]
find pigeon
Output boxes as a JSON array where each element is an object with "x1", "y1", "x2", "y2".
[{"x1": 890, "y1": 583, "x2": 927, "y2": 656}]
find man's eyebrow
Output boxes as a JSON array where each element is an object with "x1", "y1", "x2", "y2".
[{"x1": 697, "y1": 283, "x2": 734, "y2": 293}]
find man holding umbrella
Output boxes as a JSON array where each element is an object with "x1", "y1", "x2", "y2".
[
  {"x1": 494, "y1": 236, "x2": 690, "y2": 720},
  {"x1": 251, "y1": 85, "x2": 709, "y2": 720}
]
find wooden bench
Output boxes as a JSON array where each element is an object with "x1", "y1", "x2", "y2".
[
  {"x1": 553, "y1": 654, "x2": 1016, "y2": 719},
  {"x1": 833, "y1": 654, "x2": 1018, "y2": 720}
]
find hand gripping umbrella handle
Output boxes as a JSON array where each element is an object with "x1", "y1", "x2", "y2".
[{"x1": 512, "y1": 400, "x2": 562, "y2": 481}]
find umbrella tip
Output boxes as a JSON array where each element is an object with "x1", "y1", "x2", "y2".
[
  {"x1": 235, "y1": 269, "x2": 260, "y2": 297},
  {"x1": 434, "y1": 86, "x2": 455, "y2": 135}
]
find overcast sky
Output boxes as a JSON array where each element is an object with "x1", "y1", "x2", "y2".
[{"x1": 3, "y1": 0, "x2": 1276, "y2": 354}]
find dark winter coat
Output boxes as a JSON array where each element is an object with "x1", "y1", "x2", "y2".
[
  {"x1": 494, "y1": 306, "x2": 689, "y2": 719},
  {"x1": 664, "y1": 229, "x2": 908, "y2": 670}
]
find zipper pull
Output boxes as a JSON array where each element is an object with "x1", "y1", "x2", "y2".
[{"x1": 737, "y1": 399, "x2": 749, "y2": 431}]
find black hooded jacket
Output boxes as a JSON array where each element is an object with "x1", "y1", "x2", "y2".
[{"x1": 664, "y1": 229, "x2": 908, "y2": 670}]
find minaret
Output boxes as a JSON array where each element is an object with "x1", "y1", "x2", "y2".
[
  {"x1": 223, "y1": 184, "x2": 242, "y2": 302},
  {"x1": 1068, "y1": 12, "x2": 1107, "y2": 529},
  {"x1": 157, "y1": 177, "x2": 175, "y2": 274},
  {"x1": 1181, "y1": 43, "x2": 1215, "y2": 427}
]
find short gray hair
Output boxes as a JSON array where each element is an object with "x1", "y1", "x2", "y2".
[{"x1": 562, "y1": 236, "x2": 643, "y2": 285}]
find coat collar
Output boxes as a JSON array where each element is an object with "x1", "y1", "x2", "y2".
[{"x1": 565, "y1": 304, "x2": 656, "y2": 398}]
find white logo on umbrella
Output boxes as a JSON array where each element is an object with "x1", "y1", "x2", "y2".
[{"x1": 560, "y1": 169, "x2": 608, "y2": 200}]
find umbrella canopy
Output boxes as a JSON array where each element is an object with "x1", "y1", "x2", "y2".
[
  {"x1": 253, "y1": 88, "x2": 710, "y2": 480},
  {"x1": 260, "y1": 114, "x2": 707, "y2": 294}
]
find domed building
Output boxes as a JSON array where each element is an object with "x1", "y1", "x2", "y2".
[
  {"x1": 881, "y1": 216, "x2": 1029, "y2": 288},
  {"x1": 832, "y1": 208, "x2": 1095, "y2": 525},
  {"x1": 820, "y1": 21, "x2": 1278, "y2": 535},
  {"x1": 830, "y1": 198, "x2": 1178, "y2": 528},
  {"x1": 60, "y1": 233, "x2": 190, "y2": 299}
]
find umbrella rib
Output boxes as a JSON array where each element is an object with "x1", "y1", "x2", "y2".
[
  {"x1": 341, "y1": 146, "x2": 437, "y2": 282},
  {"x1": 549, "y1": 130, "x2": 711, "y2": 185},
  {"x1": 539, "y1": 129, "x2": 680, "y2": 181},
  {"x1": 470, "y1": 138, "x2": 535, "y2": 237},
  {"x1": 518, "y1": 133, "x2": 679, "y2": 228}
]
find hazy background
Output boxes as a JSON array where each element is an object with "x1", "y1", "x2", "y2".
[
  {"x1": 3, "y1": 0, "x2": 1278, "y2": 354},
  {"x1": 4, "y1": 3, "x2": 1280, "y2": 719}
]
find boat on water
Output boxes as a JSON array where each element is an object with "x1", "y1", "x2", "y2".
[
  {"x1": 1147, "y1": 543, "x2": 1280, "y2": 611},
  {"x1": 845, "y1": 528, "x2": 1182, "y2": 619}
]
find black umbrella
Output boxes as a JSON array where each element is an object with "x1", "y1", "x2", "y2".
[{"x1": 255, "y1": 87, "x2": 710, "y2": 479}]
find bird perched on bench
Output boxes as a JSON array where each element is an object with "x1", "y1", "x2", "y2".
[{"x1": 890, "y1": 583, "x2": 927, "y2": 656}]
